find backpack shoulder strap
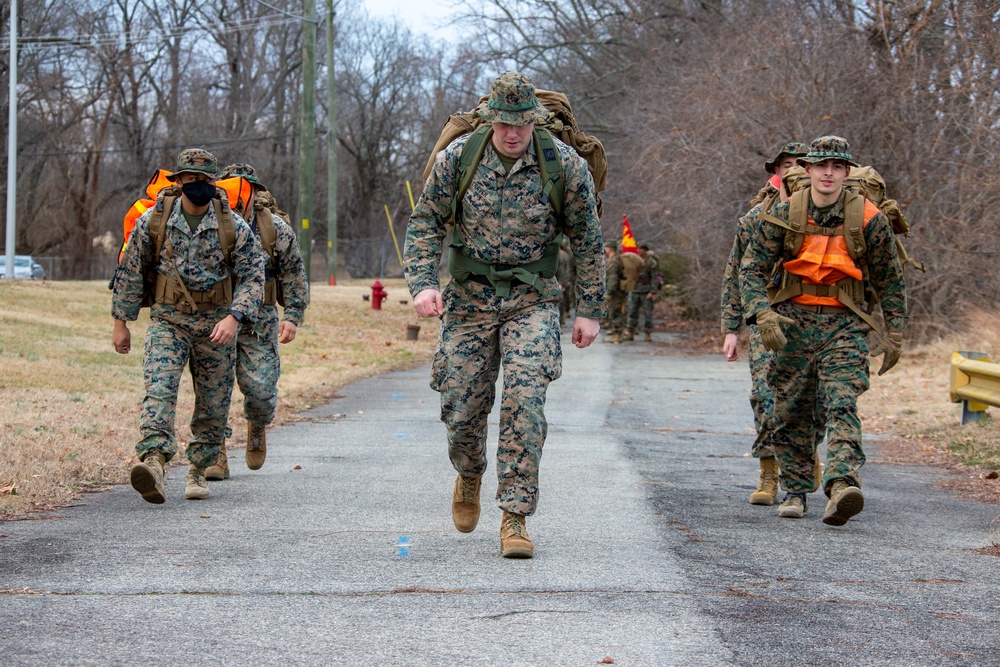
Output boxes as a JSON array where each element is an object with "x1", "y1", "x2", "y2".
[
  {"x1": 841, "y1": 191, "x2": 867, "y2": 266},
  {"x1": 213, "y1": 191, "x2": 236, "y2": 265},
  {"x1": 451, "y1": 125, "x2": 494, "y2": 223},
  {"x1": 150, "y1": 191, "x2": 179, "y2": 263},
  {"x1": 256, "y1": 205, "x2": 278, "y2": 260},
  {"x1": 533, "y1": 127, "x2": 564, "y2": 220}
]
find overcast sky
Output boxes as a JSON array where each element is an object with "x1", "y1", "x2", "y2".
[{"x1": 363, "y1": 0, "x2": 462, "y2": 40}]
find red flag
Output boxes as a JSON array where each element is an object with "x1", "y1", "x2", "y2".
[{"x1": 621, "y1": 215, "x2": 639, "y2": 254}]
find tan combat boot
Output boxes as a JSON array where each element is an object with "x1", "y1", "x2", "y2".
[
  {"x1": 205, "y1": 445, "x2": 230, "y2": 481},
  {"x1": 130, "y1": 451, "x2": 166, "y2": 504},
  {"x1": 643, "y1": 332, "x2": 653, "y2": 342},
  {"x1": 810, "y1": 449, "x2": 823, "y2": 493},
  {"x1": 452, "y1": 474, "x2": 482, "y2": 533},
  {"x1": 778, "y1": 493, "x2": 806, "y2": 519},
  {"x1": 622, "y1": 329, "x2": 634, "y2": 342},
  {"x1": 246, "y1": 423, "x2": 266, "y2": 470},
  {"x1": 183, "y1": 465, "x2": 209, "y2": 500},
  {"x1": 822, "y1": 479, "x2": 864, "y2": 526},
  {"x1": 609, "y1": 332, "x2": 621, "y2": 344},
  {"x1": 500, "y1": 511, "x2": 534, "y2": 558},
  {"x1": 749, "y1": 456, "x2": 779, "y2": 505}
]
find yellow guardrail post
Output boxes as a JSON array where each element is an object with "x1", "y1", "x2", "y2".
[{"x1": 949, "y1": 351, "x2": 996, "y2": 424}]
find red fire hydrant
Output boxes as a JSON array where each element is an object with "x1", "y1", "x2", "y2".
[{"x1": 370, "y1": 279, "x2": 388, "y2": 310}]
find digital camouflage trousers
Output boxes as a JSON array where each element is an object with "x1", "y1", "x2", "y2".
[
  {"x1": 767, "y1": 304, "x2": 870, "y2": 495},
  {"x1": 138, "y1": 310, "x2": 236, "y2": 469},
  {"x1": 234, "y1": 306, "x2": 281, "y2": 429},
  {"x1": 432, "y1": 279, "x2": 563, "y2": 516}
]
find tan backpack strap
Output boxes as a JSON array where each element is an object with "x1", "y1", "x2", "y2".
[
  {"x1": 214, "y1": 197, "x2": 236, "y2": 265},
  {"x1": 255, "y1": 206, "x2": 278, "y2": 261},
  {"x1": 841, "y1": 191, "x2": 867, "y2": 268},
  {"x1": 150, "y1": 193, "x2": 176, "y2": 263}
]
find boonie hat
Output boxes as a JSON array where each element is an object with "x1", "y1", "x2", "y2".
[
  {"x1": 796, "y1": 136, "x2": 860, "y2": 167},
  {"x1": 165, "y1": 148, "x2": 220, "y2": 181},
  {"x1": 764, "y1": 142, "x2": 810, "y2": 174},
  {"x1": 221, "y1": 162, "x2": 267, "y2": 191},
  {"x1": 476, "y1": 72, "x2": 550, "y2": 127}
]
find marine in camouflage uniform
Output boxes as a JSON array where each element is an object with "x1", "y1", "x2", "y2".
[
  {"x1": 206, "y1": 163, "x2": 309, "y2": 479},
  {"x1": 403, "y1": 72, "x2": 606, "y2": 558},
  {"x1": 740, "y1": 136, "x2": 907, "y2": 525},
  {"x1": 625, "y1": 245, "x2": 659, "y2": 340},
  {"x1": 112, "y1": 148, "x2": 264, "y2": 504},
  {"x1": 555, "y1": 237, "x2": 576, "y2": 326},
  {"x1": 602, "y1": 241, "x2": 625, "y2": 342},
  {"x1": 722, "y1": 141, "x2": 824, "y2": 506}
]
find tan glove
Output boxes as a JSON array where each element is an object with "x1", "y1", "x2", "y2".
[
  {"x1": 870, "y1": 331, "x2": 903, "y2": 376},
  {"x1": 755, "y1": 309, "x2": 794, "y2": 351}
]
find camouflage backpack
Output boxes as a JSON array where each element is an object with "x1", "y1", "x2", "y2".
[
  {"x1": 780, "y1": 164, "x2": 924, "y2": 273},
  {"x1": 422, "y1": 89, "x2": 607, "y2": 219}
]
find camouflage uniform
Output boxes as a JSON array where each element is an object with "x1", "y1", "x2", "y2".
[
  {"x1": 740, "y1": 146, "x2": 906, "y2": 496},
  {"x1": 603, "y1": 248, "x2": 626, "y2": 336},
  {"x1": 626, "y1": 251, "x2": 659, "y2": 335},
  {"x1": 555, "y1": 238, "x2": 576, "y2": 326},
  {"x1": 112, "y1": 165, "x2": 264, "y2": 469},
  {"x1": 404, "y1": 76, "x2": 605, "y2": 517},
  {"x1": 220, "y1": 164, "x2": 309, "y2": 431},
  {"x1": 721, "y1": 204, "x2": 776, "y2": 458}
]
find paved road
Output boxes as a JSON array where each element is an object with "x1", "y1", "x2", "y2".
[{"x1": 1, "y1": 331, "x2": 998, "y2": 666}]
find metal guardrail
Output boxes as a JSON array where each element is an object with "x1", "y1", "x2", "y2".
[{"x1": 949, "y1": 351, "x2": 1000, "y2": 424}]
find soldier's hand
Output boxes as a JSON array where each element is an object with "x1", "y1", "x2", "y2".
[
  {"x1": 755, "y1": 309, "x2": 794, "y2": 352},
  {"x1": 723, "y1": 333, "x2": 739, "y2": 361},
  {"x1": 278, "y1": 321, "x2": 298, "y2": 344},
  {"x1": 870, "y1": 331, "x2": 903, "y2": 375},
  {"x1": 113, "y1": 319, "x2": 131, "y2": 355},
  {"x1": 572, "y1": 316, "x2": 600, "y2": 348},
  {"x1": 414, "y1": 289, "x2": 443, "y2": 318},
  {"x1": 211, "y1": 315, "x2": 240, "y2": 345}
]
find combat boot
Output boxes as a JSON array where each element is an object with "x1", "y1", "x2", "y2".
[
  {"x1": 605, "y1": 332, "x2": 621, "y2": 344},
  {"x1": 452, "y1": 474, "x2": 482, "y2": 533},
  {"x1": 643, "y1": 332, "x2": 652, "y2": 342},
  {"x1": 246, "y1": 423, "x2": 266, "y2": 470},
  {"x1": 130, "y1": 451, "x2": 166, "y2": 504},
  {"x1": 183, "y1": 465, "x2": 209, "y2": 500},
  {"x1": 778, "y1": 493, "x2": 806, "y2": 519},
  {"x1": 810, "y1": 449, "x2": 823, "y2": 493},
  {"x1": 822, "y1": 479, "x2": 864, "y2": 526},
  {"x1": 749, "y1": 456, "x2": 779, "y2": 505},
  {"x1": 500, "y1": 511, "x2": 534, "y2": 559},
  {"x1": 622, "y1": 329, "x2": 634, "y2": 342},
  {"x1": 205, "y1": 445, "x2": 230, "y2": 481}
]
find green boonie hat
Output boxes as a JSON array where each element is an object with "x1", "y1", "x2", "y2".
[
  {"x1": 796, "y1": 135, "x2": 860, "y2": 168},
  {"x1": 165, "y1": 148, "x2": 220, "y2": 181},
  {"x1": 221, "y1": 162, "x2": 267, "y2": 191},
  {"x1": 476, "y1": 72, "x2": 550, "y2": 127},
  {"x1": 764, "y1": 142, "x2": 810, "y2": 174},
  {"x1": 604, "y1": 240, "x2": 618, "y2": 249}
]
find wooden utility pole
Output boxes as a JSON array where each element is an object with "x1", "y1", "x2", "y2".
[
  {"x1": 4, "y1": 0, "x2": 18, "y2": 279},
  {"x1": 325, "y1": 0, "x2": 337, "y2": 284},
  {"x1": 296, "y1": 0, "x2": 318, "y2": 280}
]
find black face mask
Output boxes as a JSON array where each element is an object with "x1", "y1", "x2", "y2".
[{"x1": 181, "y1": 180, "x2": 216, "y2": 207}]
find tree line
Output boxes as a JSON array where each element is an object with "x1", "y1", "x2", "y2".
[{"x1": 2, "y1": 0, "x2": 997, "y2": 340}]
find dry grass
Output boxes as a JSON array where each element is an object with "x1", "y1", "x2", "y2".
[{"x1": 0, "y1": 279, "x2": 437, "y2": 518}]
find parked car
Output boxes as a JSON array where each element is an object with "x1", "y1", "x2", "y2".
[{"x1": 0, "y1": 255, "x2": 45, "y2": 280}]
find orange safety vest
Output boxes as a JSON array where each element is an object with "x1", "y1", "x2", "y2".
[
  {"x1": 119, "y1": 169, "x2": 174, "y2": 261},
  {"x1": 781, "y1": 198, "x2": 880, "y2": 307}
]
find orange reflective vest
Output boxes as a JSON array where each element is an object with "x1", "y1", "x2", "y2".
[
  {"x1": 759, "y1": 189, "x2": 884, "y2": 333},
  {"x1": 782, "y1": 198, "x2": 879, "y2": 307},
  {"x1": 119, "y1": 169, "x2": 174, "y2": 261}
]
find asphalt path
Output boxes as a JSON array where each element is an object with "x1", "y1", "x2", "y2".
[{"x1": 1, "y1": 330, "x2": 998, "y2": 666}]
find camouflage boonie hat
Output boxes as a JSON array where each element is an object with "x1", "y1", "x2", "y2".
[
  {"x1": 797, "y1": 136, "x2": 860, "y2": 167},
  {"x1": 221, "y1": 163, "x2": 267, "y2": 191},
  {"x1": 165, "y1": 148, "x2": 219, "y2": 181},
  {"x1": 476, "y1": 72, "x2": 549, "y2": 126},
  {"x1": 764, "y1": 142, "x2": 810, "y2": 174},
  {"x1": 604, "y1": 240, "x2": 618, "y2": 249}
]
